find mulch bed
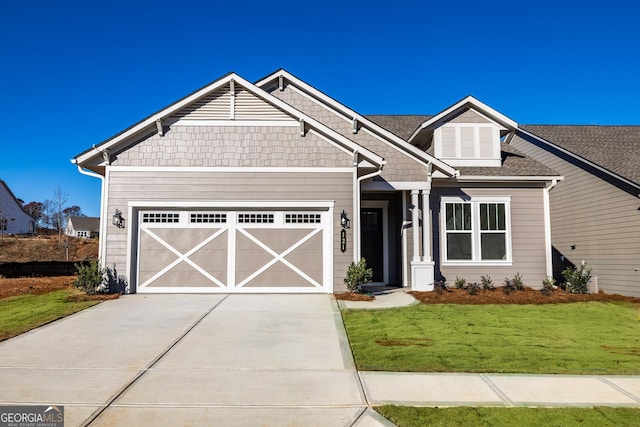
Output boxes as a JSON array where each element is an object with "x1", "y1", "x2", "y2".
[
  {"x1": 335, "y1": 286, "x2": 640, "y2": 305},
  {"x1": 410, "y1": 287, "x2": 640, "y2": 305}
]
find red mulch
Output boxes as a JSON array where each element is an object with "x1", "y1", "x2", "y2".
[
  {"x1": 410, "y1": 287, "x2": 640, "y2": 305},
  {"x1": 334, "y1": 292, "x2": 375, "y2": 301}
]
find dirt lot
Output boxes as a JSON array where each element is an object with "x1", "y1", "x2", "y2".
[
  {"x1": 0, "y1": 235, "x2": 98, "y2": 263},
  {"x1": 336, "y1": 287, "x2": 640, "y2": 305}
]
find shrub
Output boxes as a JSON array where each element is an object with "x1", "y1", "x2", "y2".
[
  {"x1": 433, "y1": 280, "x2": 450, "y2": 295},
  {"x1": 74, "y1": 260, "x2": 104, "y2": 295},
  {"x1": 344, "y1": 258, "x2": 373, "y2": 292},
  {"x1": 467, "y1": 282, "x2": 481, "y2": 295},
  {"x1": 480, "y1": 275, "x2": 495, "y2": 291},
  {"x1": 102, "y1": 264, "x2": 128, "y2": 294},
  {"x1": 454, "y1": 276, "x2": 467, "y2": 289},
  {"x1": 512, "y1": 273, "x2": 524, "y2": 291},
  {"x1": 561, "y1": 263, "x2": 592, "y2": 294},
  {"x1": 541, "y1": 277, "x2": 557, "y2": 296},
  {"x1": 502, "y1": 278, "x2": 516, "y2": 295}
]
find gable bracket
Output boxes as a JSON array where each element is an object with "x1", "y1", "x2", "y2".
[
  {"x1": 155, "y1": 119, "x2": 164, "y2": 137},
  {"x1": 352, "y1": 117, "x2": 358, "y2": 134},
  {"x1": 278, "y1": 75, "x2": 284, "y2": 91},
  {"x1": 299, "y1": 119, "x2": 305, "y2": 137}
]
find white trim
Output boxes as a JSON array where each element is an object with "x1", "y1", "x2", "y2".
[
  {"x1": 401, "y1": 191, "x2": 409, "y2": 288},
  {"x1": 408, "y1": 95, "x2": 518, "y2": 143},
  {"x1": 441, "y1": 159, "x2": 502, "y2": 167},
  {"x1": 543, "y1": 180, "x2": 557, "y2": 279},
  {"x1": 112, "y1": 166, "x2": 353, "y2": 173},
  {"x1": 456, "y1": 175, "x2": 563, "y2": 182},
  {"x1": 128, "y1": 200, "x2": 335, "y2": 209},
  {"x1": 517, "y1": 128, "x2": 640, "y2": 191},
  {"x1": 134, "y1": 204, "x2": 334, "y2": 294},
  {"x1": 434, "y1": 122, "x2": 502, "y2": 166},
  {"x1": 440, "y1": 196, "x2": 513, "y2": 266},
  {"x1": 362, "y1": 200, "x2": 390, "y2": 284},
  {"x1": 170, "y1": 119, "x2": 298, "y2": 127},
  {"x1": 362, "y1": 180, "x2": 432, "y2": 191}
]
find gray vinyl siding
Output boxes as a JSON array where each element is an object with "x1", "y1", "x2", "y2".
[
  {"x1": 511, "y1": 133, "x2": 640, "y2": 297},
  {"x1": 112, "y1": 125, "x2": 351, "y2": 168},
  {"x1": 430, "y1": 185, "x2": 548, "y2": 288},
  {"x1": 269, "y1": 86, "x2": 430, "y2": 182},
  {"x1": 105, "y1": 170, "x2": 354, "y2": 292}
]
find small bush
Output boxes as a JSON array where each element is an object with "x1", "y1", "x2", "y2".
[
  {"x1": 467, "y1": 282, "x2": 481, "y2": 295},
  {"x1": 102, "y1": 264, "x2": 128, "y2": 294},
  {"x1": 503, "y1": 278, "x2": 516, "y2": 295},
  {"x1": 433, "y1": 280, "x2": 450, "y2": 295},
  {"x1": 344, "y1": 258, "x2": 373, "y2": 292},
  {"x1": 74, "y1": 260, "x2": 104, "y2": 295},
  {"x1": 513, "y1": 273, "x2": 524, "y2": 291},
  {"x1": 454, "y1": 276, "x2": 466, "y2": 289},
  {"x1": 480, "y1": 275, "x2": 495, "y2": 291},
  {"x1": 561, "y1": 264, "x2": 592, "y2": 294},
  {"x1": 541, "y1": 277, "x2": 557, "y2": 296}
]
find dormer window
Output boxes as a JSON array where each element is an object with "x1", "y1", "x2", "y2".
[{"x1": 431, "y1": 108, "x2": 505, "y2": 167}]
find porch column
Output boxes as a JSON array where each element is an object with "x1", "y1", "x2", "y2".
[
  {"x1": 410, "y1": 188, "x2": 435, "y2": 292},
  {"x1": 421, "y1": 189, "x2": 431, "y2": 262},
  {"x1": 411, "y1": 189, "x2": 421, "y2": 262}
]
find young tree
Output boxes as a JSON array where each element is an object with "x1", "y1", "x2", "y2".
[
  {"x1": 23, "y1": 201, "x2": 43, "y2": 223},
  {"x1": 43, "y1": 187, "x2": 69, "y2": 240}
]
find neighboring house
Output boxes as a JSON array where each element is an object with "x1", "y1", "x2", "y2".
[
  {"x1": 0, "y1": 179, "x2": 36, "y2": 235},
  {"x1": 65, "y1": 216, "x2": 100, "y2": 239},
  {"x1": 72, "y1": 70, "x2": 561, "y2": 294},
  {"x1": 510, "y1": 126, "x2": 640, "y2": 297}
]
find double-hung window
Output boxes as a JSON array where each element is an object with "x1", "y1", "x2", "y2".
[{"x1": 442, "y1": 197, "x2": 511, "y2": 264}]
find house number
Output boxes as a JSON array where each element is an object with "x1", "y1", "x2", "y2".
[{"x1": 341, "y1": 229, "x2": 347, "y2": 252}]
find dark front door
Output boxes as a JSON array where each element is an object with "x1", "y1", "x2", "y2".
[{"x1": 361, "y1": 208, "x2": 384, "y2": 282}]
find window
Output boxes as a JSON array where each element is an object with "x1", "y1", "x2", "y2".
[
  {"x1": 285, "y1": 213, "x2": 321, "y2": 224},
  {"x1": 190, "y1": 213, "x2": 226, "y2": 223},
  {"x1": 238, "y1": 213, "x2": 274, "y2": 224},
  {"x1": 142, "y1": 212, "x2": 180, "y2": 223},
  {"x1": 442, "y1": 197, "x2": 511, "y2": 264}
]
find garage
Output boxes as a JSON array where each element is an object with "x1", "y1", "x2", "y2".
[{"x1": 135, "y1": 204, "x2": 333, "y2": 293}]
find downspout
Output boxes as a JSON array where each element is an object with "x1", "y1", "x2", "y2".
[
  {"x1": 352, "y1": 151, "x2": 384, "y2": 262},
  {"x1": 73, "y1": 163, "x2": 107, "y2": 262},
  {"x1": 543, "y1": 179, "x2": 559, "y2": 279}
]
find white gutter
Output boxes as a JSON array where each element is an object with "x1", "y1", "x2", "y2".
[
  {"x1": 352, "y1": 151, "x2": 383, "y2": 262},
  {"x1": 456, "y1": 175, "x2": 564, "y2": 182},
  {"x1": 543, "y1": 179, "x2": 559, "y2": 279},
  {"x1": 73, "y1": 163, "x2": 107, "y2": 262}
]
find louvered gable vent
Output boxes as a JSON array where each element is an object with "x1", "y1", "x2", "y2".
[
  {"x1": 235, "y1": 87, "x2": 291, "y2": 120},
  {"x1": 171, "y1": 85, "x2": 231, "y2": 120}
]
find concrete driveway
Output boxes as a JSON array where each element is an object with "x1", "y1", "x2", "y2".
[{"x1": 0, "y1": 294, "x2": 385, "y2": 426}]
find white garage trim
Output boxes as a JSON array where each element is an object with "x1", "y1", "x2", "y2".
[{"x1": 129, "y1": 201, "x2": 334, "y2": 294}]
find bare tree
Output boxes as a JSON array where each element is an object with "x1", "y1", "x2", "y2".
[{"x1": 43, "y1": 187, "x2": 69, "y2": 241}]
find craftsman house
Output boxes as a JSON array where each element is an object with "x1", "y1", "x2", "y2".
[
  {"x1": 73, "y1": 70, "x2": 561, "y2": 293},
  {"x1": 511, "y1": 126, "x2": 640, "y2": 297}
]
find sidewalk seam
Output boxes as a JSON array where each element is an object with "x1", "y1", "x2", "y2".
[
  {"x1": 596, "y1": 377, "x2": 640, "y2": 404},
  {"x1": 480, "y1": 374, "x2": 514, "y2": 407}
]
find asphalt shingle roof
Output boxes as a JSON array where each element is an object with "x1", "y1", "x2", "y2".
[
  {"x1": 521, "y1": 125, "x2": 640, "y2": 185},
  {"x1": 365, "y1": 115, "x2": 432, "y2": 140},
  {"x1": 69, "y1": 216, "x2": 100, "y2": 232}
]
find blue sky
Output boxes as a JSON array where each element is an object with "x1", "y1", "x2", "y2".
[{"x1": 1, "y1": 0, "x2": 639, "y2": 218}]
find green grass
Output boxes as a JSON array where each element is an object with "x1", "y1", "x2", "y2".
[
  {"x1": 342, "y1": 302, "x2": 640, "y2": 374},
  {"x1": 0, "y1": 289, "x2": 100, "y2": 341},
  {"x1": 376, "y1": 406, "x2": 640, "y2": 427}
]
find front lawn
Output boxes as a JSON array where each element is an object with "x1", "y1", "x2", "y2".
[
  {"x1": 376, "y1": 406, "x2": 640, "y2": 427},
  {"x1": 0, "y1": 289, "x2": 102, "y2": 341},
  {"x1": 342, "y1": 302, "x2": 640, "y2": 374}
]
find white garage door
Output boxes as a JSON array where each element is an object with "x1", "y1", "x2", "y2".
[{"x1": 136, "y1": 206, "x2": 332, "y2": 293}]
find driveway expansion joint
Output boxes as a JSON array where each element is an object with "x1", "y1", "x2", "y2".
[{"x1": 80, "y1": 295, "x2": 229, "y2": 427}]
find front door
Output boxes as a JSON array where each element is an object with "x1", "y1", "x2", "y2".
[{"x1": 361, "y1": 207, "x2": 384, "y2": 282}]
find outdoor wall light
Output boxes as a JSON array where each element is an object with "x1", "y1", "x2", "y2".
[
  {"x1": 112, "y1": 209, "x2": 125, "y2": 228},
  {"x1": 341, "y1": 210, "x2": 350, "y2": 229}
]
